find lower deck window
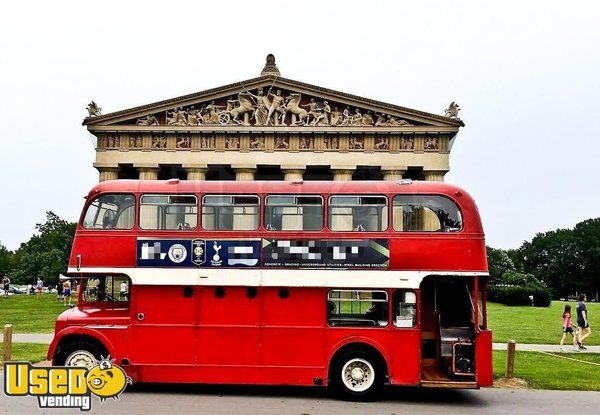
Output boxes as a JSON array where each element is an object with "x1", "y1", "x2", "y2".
[
  {"x1": 82, "y1": 275, "x2": 130, "y2": 304},
  {"x1": 327, "y1": 290, "x2": 388, "y2": 327},
  {"x1": 393, "y1": 290, "x2": 417, "y2": 327}
]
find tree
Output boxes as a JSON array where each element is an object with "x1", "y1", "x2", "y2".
[
  {"x1": 0, "y1": 243, "x2": 13, "y2": 276},
  {"x1": 486, "y1": 246, "x2": 516, "y2": 284},
  {"x1": 572, "y1": 218, "x2": 600, "y2": 300},
  {"x1": 10, "y1": 212, "x2": 76, "y2": 285}
]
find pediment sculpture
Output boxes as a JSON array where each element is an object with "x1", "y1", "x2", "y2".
[{"x1": 131, "y1": 88, "x2": 415, "y2": 128}]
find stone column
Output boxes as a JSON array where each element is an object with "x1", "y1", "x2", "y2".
[
  {"x1": 423, "y1": 170, "x2": 447, "y2": 182},
  {"x1": 422, "y1": 170, "x2": 449, "y2": 230},
  {"x1": 184, "y1": 164, "x2": 208, "y2": 180},
  {"x1": 282, "y1": 168, "x2": 305, "y2": 181},
  {"x1": 136, "y1": 165, "x2": 160, "y2": 180},
  {"x1": 382, "y1": 168, "x2": 406, "y2": 181},
  {"x1": 97, "y1": 167, "x2": 119, "y2": 182},
  {"x1": 332, "y1": 168, "x2": 355, "y2": 181},
  {"x1": 233, "y1": 165, "x2": 257, "y2": 181}
]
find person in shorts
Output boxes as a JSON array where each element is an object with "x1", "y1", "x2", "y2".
[
  {"x1": 63, "y1": 279, "x2": 72, "y2": 306},
  {"x1": 36, "y1": 277, "x2": 43, "y2": 300},
  {"x1": 576, "y1": 294, "x2": 592, "y2": 350},
  {"x1": 56, "y1": 278, "x2": 64, "y2": 302},
  {"x1": 559, "y1": 304, "x2": 578, "y2": 351},
  {"x1": 2, "y1": 275, "x2": 10, "y2": 297}
]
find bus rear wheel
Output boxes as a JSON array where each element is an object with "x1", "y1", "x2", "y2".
[
  {"x1": 55, "y1": 339, "x2": 105, "y2": 369},
  {"x1": 331, "y1": 350, "x2": 383, "y2": 401}
]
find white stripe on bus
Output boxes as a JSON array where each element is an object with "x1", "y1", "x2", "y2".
[{"x1": 68, "y1": 267, "x2": 488, "y2": 289}]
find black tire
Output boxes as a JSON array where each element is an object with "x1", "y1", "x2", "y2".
[
  {"x1": 54, "y1": 338, "x2": 106, "y2": 367},
  {"x1": 330, "y1": 350, "x2": 384, "y2": 401}
]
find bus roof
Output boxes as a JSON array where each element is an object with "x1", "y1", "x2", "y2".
[{"x1": 88, "y1": 179, "x2": 475, "y2": 200}]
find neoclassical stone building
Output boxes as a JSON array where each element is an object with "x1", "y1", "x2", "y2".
[{"x1": 84, "y1": 55, "x2": 463, "y2": 182}]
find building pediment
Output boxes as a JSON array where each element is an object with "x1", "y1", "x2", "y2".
[{"x1": 83, "y1": 59, "x2": 463, "y2": 133}]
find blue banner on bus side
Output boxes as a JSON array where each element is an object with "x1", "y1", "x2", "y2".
[
  {"x1": 137, "y1": 239, "x2": 261, "y2": 268},
  {"x1": 261, "y1": 239, "x2": 390, "y2": 269}
]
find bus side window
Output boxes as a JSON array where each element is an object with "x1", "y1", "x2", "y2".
[
  {"x1": 202, "y1": 195, "x2": 259, "y2": 230},
  {"x1": 265, "y1": 195, "x2": 323, "y2": 231},
  {"x1": 393, "y1": 290, "x2": 417, "y2": 328},
  {"x1": 327, "y1": 290, "x2": 388, "y2": 327},
  {"x1": 140, "y1": 195, "x2": 197, "y2": 230},
  {"x1": 83, "y1": 275, "x2": 130, "y2": 305},
  {"x1": 328, "y1": 195, "x2": 387, "y2": 231},
  {"x1": 82, "y1": 194, "x2": 135, "y2": 230},
  {"x1": 392, "y1": 195, "x2": 462, "y2": 232}
]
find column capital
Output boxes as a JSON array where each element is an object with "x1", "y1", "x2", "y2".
[
  {"x1": 135, "y1": 165, "x2": 159, "y2": 180},
  {"x1": 332, "y1": 168, "x2": 355, "y2": 181},
  {"x1": 182, "y1": 163, "x2": 208, "y2": 169},
  {"x1": 234, "y1": 167, "x2": 256, "y2": 181},
  {"x1": 423, "y1": 169, "x2": 448, "y2": 182},
  {"x1": 280, "y1": 164, "x2": 306, "y2": 171},
  {"x1": 382, "y1": 167, "x2": 407, "y2": 181},
  {"x1": 133, "y1": 163, "x2": 160, "y2": 169},
  {"x1": 185, "y1": 166, "x2": 208, "y2": 180},
  {"x1": 93, "y1": 162, "x2": 119, "y2": 169},
  {"x1": 282, "y1": 168, "x2": 305, "y2": 181},
  {"x1": 231, "y1": 164, "x2": 258, "y2": 170},
  {"x1": 96, "y1": 166, "x2": 119, "y2": 182}
]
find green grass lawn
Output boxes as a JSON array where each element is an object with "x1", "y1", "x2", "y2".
[
  {"x1": 493, "y1": 350, "x2": 600, "y2": 391},
  {"x1": 488, "y1": 301, "x2": 599, "y2": 346},
  {"x1": 0, "y1": 293, "x2": 76, "y2": 333},
  {"x1": 2, "y1": 343, "x2": 49, "y2": 363}
]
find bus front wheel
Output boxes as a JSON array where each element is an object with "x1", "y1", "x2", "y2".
[
  {"x1": 55, "y1": 339, "x2": 106, "y2": 369},
  {"x1": 331, "y1": 350, "x2": 383, "y2": 401}
]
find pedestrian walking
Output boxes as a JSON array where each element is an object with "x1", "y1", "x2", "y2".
[
  {"x1": 36, "y1": 277, "x2": 43, "y2": 300},
  {"x1": 559, "y1": 304, "x2": 579, "y2": 351},
  {"x1": 576, "y1": 294, "x2": 592, "y2": 350},
  {"x1": 56, "y1": 278, "x2": 64, "y2": 302},
  {"x1": 2, "y1": 274, "x2": 10, "y2": 297},
  {"x1": 63, "y1": 279, "x2": 72, "y2": 306}
]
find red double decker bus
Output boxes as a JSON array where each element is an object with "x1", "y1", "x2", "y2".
[{"x1": 49, "y1": 179, "x2": 492, "y2": 400}]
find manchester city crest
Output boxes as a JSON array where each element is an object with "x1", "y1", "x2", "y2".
[{"x1": 167, "y1": 244, "x2": 187, "y2": 263}]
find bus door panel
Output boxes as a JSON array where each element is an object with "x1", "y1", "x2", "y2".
[
  {"x1": 388, "y1": 330, "x2": 421, "y2": 385},
  {"x1": 261, "y1": 288, "x2": 325, "y2": 369},
  {"x1": 130, "y1": 285, "x2": 197, "y2": 366},
  {"x1": 197, "y1": 287, "x2": 261, "y2": 366},
  {"x1": 389, "y1": 289, "x2": 421, "y2": 385}
]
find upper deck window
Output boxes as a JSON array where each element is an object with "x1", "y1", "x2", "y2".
[
  {"x1": 328, "y1": 196, "x2": 388, "y2": 231},
  {"x1": 140, "y1": 195, "x2": 197, "y2": 230},
  {"x1": 265, "y1": 195, "x2": 323, "y2": 231},
  {"x1": 392, "y1": 195, "x2": 462, "y2": 232},
  {"x1": 202, "y1": 195, "x2": 259, "y2": 230},
  {"x1": 83, "y1": 194, "x2": 135, "y2": 230}
]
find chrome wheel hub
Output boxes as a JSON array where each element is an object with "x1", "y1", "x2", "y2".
[{"x1": 342, "y1": 358, "x2": 375, "y2": 392}]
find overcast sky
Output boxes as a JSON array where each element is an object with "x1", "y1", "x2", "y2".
[{"x1": 1, "y1": 1, "x2": 599, "y2": 251}]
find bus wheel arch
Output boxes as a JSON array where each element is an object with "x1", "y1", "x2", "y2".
[
  {"x1": 328, "y1": 342, "x2": 388, "y2": 401},
  {"x1": 54, "y1": 334, "x2": 109, "y2": 367}
]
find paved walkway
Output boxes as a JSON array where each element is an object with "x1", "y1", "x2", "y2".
[
  {"x1": 0, "y1": 333, "x2": 54, "y2": 344},
  {"x1": 492, "y1": 342, "x2": 600, "y2": 354},
  {"x1": 1, "y1": 333, "x2": 599, "y2": 354}
]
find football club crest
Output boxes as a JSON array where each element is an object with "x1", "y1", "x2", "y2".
[
  {"x1": 167, "y1": 244, "x2": 187, "y2": 263},
  {"x1": 191, "y1": 239, "x2": 206, "y2": 265},
  {"x1": 210, "y1": 241, "x2": 223, "y2": 266}
]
